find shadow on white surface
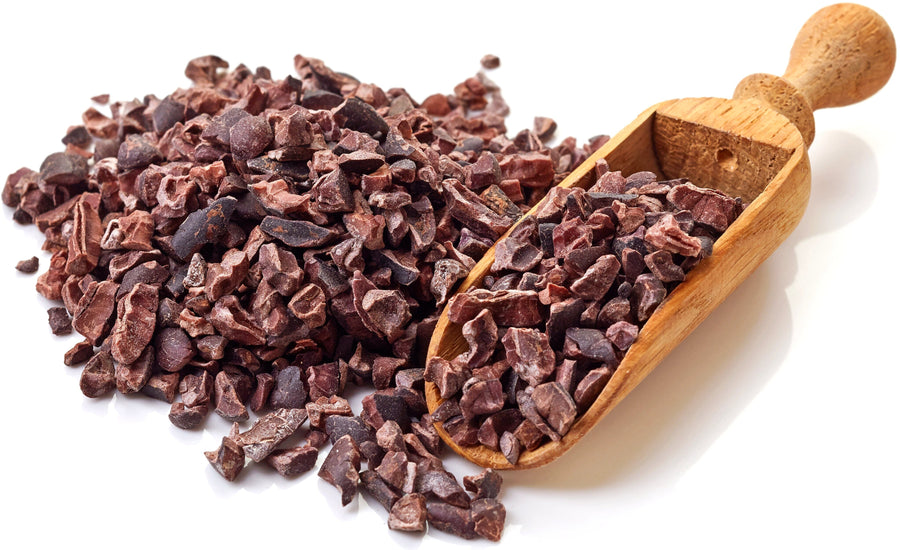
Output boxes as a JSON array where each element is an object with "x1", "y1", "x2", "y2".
[{"x1": 793, "y1": 131, "x2": 879, "y2": 241}]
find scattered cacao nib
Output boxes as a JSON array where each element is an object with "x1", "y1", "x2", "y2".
[
  {"x1": 335, "y1": 97, "x2": 389, "y2": 137},
  {"x1": 117, "y1": 346, "x2": 154, "y2": 394},
  {"x1": 233, "y1": 408, "x2": 308, "y2": 462},
  {"x1": 63, "y1": 339, "x2": 94, "y2": 366},
  {"x1": 463, "y1": 469, "x2": 503, "y2": 500},
  {"x1": 204, "y1": 433, "x2": 245, "y2": 482},
  {"x1": 500, "y1": 431, "x2": 521, "y2": 465},
  {"x1": 47, "y1": 307, "x2": 73, "y2": 335},
  {"x1": 533, "y1": 117, "x2": 557, "y2": 142},
  {"x1": 459, "y1": 379, "x2": 505, "y2": 419},
  {"x1": 168, "y1": 403, "x2": 209, "y2": 430},
  {"x1": 573, "y1": 366, "x2": 614, "y2": 413},
  {"x1": 471, "y1": 498, "x2": 506, "y2": 542},
  {"x1": 418, "y1": 469, "x2": 471, "y2": 508},
  {"x1": 154, "y1": 327, "x2": 195, "y2": 372},
  {"x1": 503, "y1": 328, "x2": 556, "y2": 387},
  {"x1": 389, "y1": 493, "x2": 428, "y2": 532},
  {"x1": 424, "y1": 356, "x2": 467, "y2": 400},
  {"x1": 270, "y1": 365, "x2": 308, "y2": 410},
  {"x1": 447, "y1": 289, "x2": 542, "y2": 327},
  {"x1": 480, "y1": 54, "x2": 501, "y2": 69},
  {"x1": 532, "y1": 382, "x2": 578, "y2": 437},
  {"x1": 80, "y1": 350, "x2": 116, "y2": 398},
  {"x1": 265, "y1": 445, "x2": 319, "y2": 477},
  {"x1": 426, "y1": 502, "x2": 478, "y2": 540},
  {"x1": 16, "y1": 256, "x2": 39, "y2": 273},
  {"x1": 214, "y1": 371, "x2": 250, "y2": 422},
  {"x1": 318, "y1": 434, "x2": 362, "y2": 506},
  {"x1": 109, "y1": 282, "x2": 158, "y2": 365},
  {"x1": 360, "y1": 469, "x2": 401, "y2": 512},
  {"x1": 118, "y1": 134, "x2": 163, "y2": 171},
  {"x1": 40, "y1": 152, "x2": 88, "y2": 186},
  {"x1": 230, "y1": 115, "x2": 273, "y2": 161},
  {"x1": 260, "y1": 216, "x2": 338, "y2": 248},
  {"x1": 325, "y1": 414, "x2": 376, "y2": 449},
  {"x1": 306, "y1": 395, "x2": 353, "y2": 429},
  {"x1": 141, "y1": 372, "x2": 180, "y2": 403}
]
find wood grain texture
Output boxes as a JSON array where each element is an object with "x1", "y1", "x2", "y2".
[
  {"x1": 735, "y1": 3, "x2": 896, "y2": 144},
  {"x1": 425, "y1": 3, "x2": 894, "y2": 470}
]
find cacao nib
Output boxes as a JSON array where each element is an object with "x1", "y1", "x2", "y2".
[
  {"x1": 426, "y1": 502, "x2": 477, "y2": 540},
  {"x1": 16, "y1": 256, "x2": 39, "y2": 273},
  {"x1": 170, "y1": 196, "x2": 238, "y2": 261},
  {"x1": 447, "y1": 289, "x2": 542, "y2": 327},
  {"x1": 79, "y1": 350, "x2": 116, "y2": 398},
  {"x1": 204, "y1": 433, "x2": 245, "y2": 482},
  {"x1": 233, "y1": 408, "x2": 308, "y2": 462},
  {"x1": 266, "y1": 446, "x2": 319, "y2": 478},
  {"x1": 47, "y1": 307, "x2": 72, "y2": 335},
  {"x1": 388, "y1": 493, "x2": 427, "y2": 532},
  {"x1": 471, "y1": 498, "x2": 506, "y2": 542},
  {"x1": 318, "y1": 434, "x2": 362, "y2": 506},
  {"x1": 64, "y1": 339, "x2": 94, "y2": 366}
]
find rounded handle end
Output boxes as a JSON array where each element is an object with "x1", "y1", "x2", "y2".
[{"x1": 784, "y1": 3, "x2": 896, "y2": 110}]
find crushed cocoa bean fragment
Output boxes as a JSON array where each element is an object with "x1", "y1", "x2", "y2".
[
  {"x1": 141, "y1": 372, "x2": 180, "y2": 403},
  {"x1": 318, "y1": 434, "x2": 362, "y2": 506},
  {"x1": 233, "y1": 408, "x2": 308, "y2": 462},
  {"x1": 480, "y1": 54, "x2": 501, "y2": 69},
  {"x1": 47, "y1": 306, "x2": 73, "y2": 335},
  {"x1": 205, "y1": 432, "x2": 245, "y2": 482},
  {"x1": 265, "y1": 446, "x2": 319, "y2": 478},
  {"x1": 389, "y1": 493, "x2": 428, "y2": 532},
  {"x1": 16, "y1": 256, "x2": 39, "y2": 273},
  {"x1": 79, "y1": 350, "x2": 116, "y2": 398},
  {"x1": 63, "y1": 339, "x2": 94, "y2": 366},
  {"x1": 116, "y1": 345, "x2": 154, "y2": 394},
  {"x1": 426, "y1": 502, "x2": 478, "y2": 540}
]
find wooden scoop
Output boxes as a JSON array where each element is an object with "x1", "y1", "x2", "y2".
[{"x1": 425, "y1": 3, "x2": 895, "y2": 470}]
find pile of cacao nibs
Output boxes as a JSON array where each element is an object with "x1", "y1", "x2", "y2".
[
  {"x1": 2, "y1": 53, "x2": 612, "y2": 541},
  {"x1": 428, "y1": 162, "x2": 745, "y2": 464}
]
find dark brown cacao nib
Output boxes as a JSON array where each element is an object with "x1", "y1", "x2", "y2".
[
  {"x1": 502, "y1": 328, "x2": 555, "y2": 387},
  {"x1": 64, "y1": 339, "x2": 94, "y2": 366},
  {"x1": 170, "y1": 196, "x2": 238, "y2": 261},
  {"x1": 169, "y1": 403, "x2": 209, "y2": 430},
  {"x1": 47, "y1": 307, "x2": 72, "y2": 335},
  {"x1": 447, "y1": 289, "x2": 542, "y2": 327},
  {"x1": 80, "y1": 351, "x2": 116, "y2": 398},
  {"x1": 389, "y1": 493, "x2": 427, "y2": 532},
  {"x1": 266, "y1": 445, "x2": 319, "y2": 478},
  {"x1": 471, "y1": 498, "x2": 506, "y2": 542},
  {"x1": 16, "y1": 256, "x2": 39, "y2": 273},
  {"x1": 204, "y1": 434, "x2": 245, "y2": 482},
  {"x1": 426, "y1": 502, "x2": 478, "y2": 540},
  {"x1": 233, "y1": 408, "x2": 308, "y2": 462},
  {"x1": 318, "y1": 434, "x2": 362, "y2": 506},
  {"x1": 531, "y1": 382, "x2": 578, "y2": 437}
]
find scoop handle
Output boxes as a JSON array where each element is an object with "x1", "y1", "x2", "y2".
[
  {"x1": 785, "y1": 3, "x2": 895, "y2": 109},
  {"x1": 734, "y1": 3, "x2": 895, "y2": 144}
]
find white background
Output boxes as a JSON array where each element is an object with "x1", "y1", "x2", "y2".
[{"x1": 1, "y1": 1, "x2": 897, "y2": 548}]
